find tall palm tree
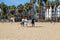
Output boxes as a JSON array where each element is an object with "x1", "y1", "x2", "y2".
[
  {"x1": 38, "y1": 0, "x2": 48, "y2": 20},
  {"x1": 0, "y1": 2, "x2": 8, "y2": 15},
  {"x1": 38, "y1": 0, "x2": 43, "y2": 19},
  {"x1": 52, "y1": 0, "x2": 59, "y2": 21},
  {"x1": 30, "y1": 0, "x2": 36, "y2": 18},
  {"x1": 25, "y1": 3, "x2": 33, "y2": 19},
  {"x1": 0, "y1": 2, "x2": 9, "y2": 20},
  {"x1": 36, "y1": 6, "x2": 39, "y2": 13},
  {"x1": 17, "y1": 4, "x2": 24, "y2": 18}
]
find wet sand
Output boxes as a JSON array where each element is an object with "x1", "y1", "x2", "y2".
[{"x1": 0, "y1": 22, "x2": 60, "y2": 40}]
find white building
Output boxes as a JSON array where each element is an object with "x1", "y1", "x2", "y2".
[
  {"x1": 57, "y1": 5, "x2": 60, "y2": 18},
  {"x1": 45, "y1": 5, "x2": 60, "y2": 21},
  {"x1": 0, "y1": 8, "x2": 2, "y2": 12},
  {"x1": 0, "y1": 8, "x2": 3, "y2": 15},
  {"x1": 45, "y1": 6, "x2": 52, "y2": 20}
]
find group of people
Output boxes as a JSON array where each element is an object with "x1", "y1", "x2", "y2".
[{"x1": 21, "y1": 17, "x2": 35, "y2": 27}]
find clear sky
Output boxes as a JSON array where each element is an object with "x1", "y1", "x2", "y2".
[
  {"x1": 0, "y1": 0, "x2": 30, "y2": 6},
  {"x1": 0, "y1": 0, "x2": 59, "y2": 6}
]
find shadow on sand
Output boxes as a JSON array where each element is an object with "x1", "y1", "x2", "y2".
[{"x1": 22, "y1": 26, "x2": 44, "y2": 28}]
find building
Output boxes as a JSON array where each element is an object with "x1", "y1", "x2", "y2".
[
  {"x1": 0, "y1": 8, "x2": 3, "y2": 15},
  {"x1": 45, "y1": 5, "x2": 60, "y2": 21},
  {"x1": 0, "y1": 8, "x2": 2, "y2": 12},
  {"x1": 45, "y1": 6, "x2": 52, "y2": 20},
  {"x1": 57, "y1": 5, "x2": 60, "y2": 18}
]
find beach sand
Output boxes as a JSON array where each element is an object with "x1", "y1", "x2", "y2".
[{"x1": 0, "y1": 22, "x2": 60, "y2": 40}]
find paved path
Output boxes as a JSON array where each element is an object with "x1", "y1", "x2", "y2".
[{"x1": 0, "y1": 22, "x2": 60, "y2": 40}]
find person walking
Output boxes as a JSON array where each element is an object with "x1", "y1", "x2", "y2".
[
  {"x1": 21, "y1": 18, "x2": 25, "y2": 26},
  {"x1": 24, "y1": 17, "x2": 28, "y2": 27},
  {"x1": 31, "y1": 18, "x2": 35, "y2": 27}
]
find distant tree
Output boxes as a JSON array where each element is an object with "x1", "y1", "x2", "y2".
[
  {"x1": 33, "y1": 0, "x2": 36, "y2": 4},
  {"x1": 36, "y1": 6, "x2": 39, "y2": 13},
  {"x1": 43, "y1": 0, "x2": 47, "y2": 4},
  {"x1": 0, "y1": 2, "x2": 8, "y2": 15},
  {"x1": 52, "y1": 0, "x2": 59, "y2": 7},
  {"x1": 9, "y1": 5, "x2": 16, "y2": 16},
  {"x1": 17, "y1": 4, "x2": 24, "y2": 17},
  {"x1": 46, "y1": 1, "x2": 51, "y2": 9},
  {"x1": 25, "y1": 3, "x2": 33, "y2": 18},
  {"x1": 25, "y1": 3, "x2": 32, "y2": 11},
  {"x1": 38, "y1": 0, "x2": 44, "y2": 19}
]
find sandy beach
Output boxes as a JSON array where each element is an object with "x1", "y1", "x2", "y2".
[{"x1": 0, "y1": 22, "x2": 60, "y2": 40}]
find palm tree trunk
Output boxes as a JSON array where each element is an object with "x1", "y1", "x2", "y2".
[
  {"x1": 39, "y1": 2, "x2": 42, "y2": 20},
  {"x1": 30, "y1": 0, "x2": 35, "y2": 18}
]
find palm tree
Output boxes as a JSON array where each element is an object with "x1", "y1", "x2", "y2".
[
  {"x1": 25, "y1": 3, "x2": 31, "y2": 11},
  {"x1": 36, "y1": 6, "x2": 39, "y2": 13},
  {"x1": 38, "y1": 0, "x2": 48, "y2": 20},
  {"x1": 30, "y1": 0, "x2": 36, "y2": 19},
  {"x1": 0, "y1": 2, "x2": 8, "y2": 15},
  {"x1": 17, "y1": 4, "x2": 24, "y2": 18},
  {"x1": 52, "y1": 0, "x2": 59, "y2": 7},
  {"x1": 9, "y1": 5, "x2": 16, "y2": 17},
  {"x1": 0, "y1": 2, "x2": 9, "y2": 21},
  {"x1": 33, "y1": 0, "x2": 36, "y2": 3},
  {"x1": 45, "y1": 1, "x2": 51, "y2": 15},
  {"x1": 43, "y1": 0, "x2": 47, "y2": 4},
  {"x1": 46, "y1": 1, "x2": 51, "y2": 9},
  {"x1": 52, "y1": 0, "x2": 59, "y2": 21},
  {"x1": 25, "y1": 3, "x2": 32, "y2": 14},
  {"x1": 38, "y1": 0, "x2": 43, "y2": 19},
  {"x1": 51, "y1": 0, "x2": 59, "y2": 10},
  {"x1": 24, "y1": 3, "x2": 32, "y2": 19}
]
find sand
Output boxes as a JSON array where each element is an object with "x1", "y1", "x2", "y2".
[{"x1": 0, "y1": 22, "x2": 60, "y2": 40}]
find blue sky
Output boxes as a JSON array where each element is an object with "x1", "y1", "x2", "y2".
[
  {"x1": 0, "y1": 0, "x2": 30, "y2": 6},
  {"x1": 0, "y1": 0, "x2": 59, "y2": 6}
]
